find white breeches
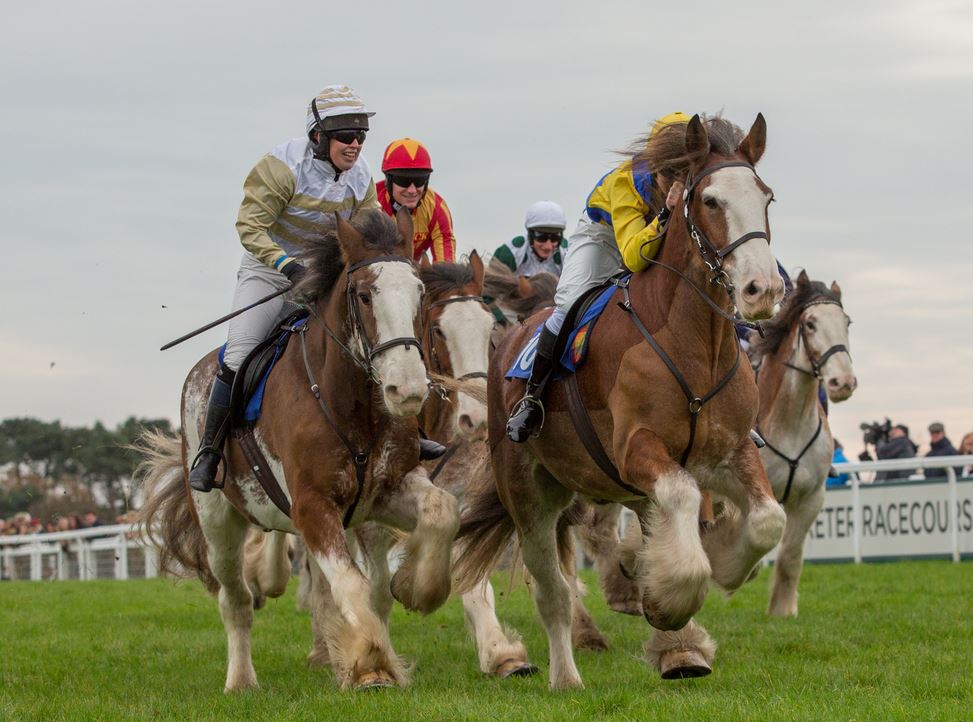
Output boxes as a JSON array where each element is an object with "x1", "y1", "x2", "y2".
[{"x1": 223, "y1": 253, "x2": 292, "y2": 371}]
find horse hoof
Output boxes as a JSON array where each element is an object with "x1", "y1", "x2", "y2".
[
  {"x1": 659, "y1": 649, "x2": 712, "y2": 680},
  {"x1": 495, "y1": 659, "x2": 539, "y2": 678},
  {"x1": 574, "y1": 633, "x2": 610, "y2": 652},
  {"x1": 354, "y1": 671, "x2": 397, "y2": 691},
  {"x1": 608, "y1": 600, "x2": 643, "y2": 617}
]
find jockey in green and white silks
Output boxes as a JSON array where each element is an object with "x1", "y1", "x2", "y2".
[
  {"x1": 492, "y1": 201, "x2": 568, "y2": 278},
  {"x1": 189, "y1": 85, "x2": 380, "y2": 492},
  {"x1": 506, "y1": 112, "x2": 691, "y2": 443}
]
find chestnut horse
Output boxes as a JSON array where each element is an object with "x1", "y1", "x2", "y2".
[
  {"x1": 456, "y1": 114, "x2": 787, "y2": 689},
  {"x1": 137, "y1": 210, "x2": 459, "y2": 692},
  {"x1": 752, "y1": 271, "x2": 856, "y2": 616}
]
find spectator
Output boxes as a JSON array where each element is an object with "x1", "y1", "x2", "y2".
[
  {"x1": 82, "y1": 511, "x2": 102, "y2": 528},
  {"x1": 493, "y1": 201, "x2": 568, "y2": 278},
  {"x1": 925, "y1": 422, "x2": 960, "y2": 479},
  {"x1": 827, "y1": 439, "x2": 851, "y2": 487},
  {"x1": 875, "y1": 424, "x2": 917, "y2": 480},
  {"x1": 959, "y1": 432, "x2": 973, "y2": 478}
]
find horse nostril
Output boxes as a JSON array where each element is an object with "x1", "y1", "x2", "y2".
[
  {"x1": 386, "y1": 385, "x2": 399, "y2": 397},
  {"x1": 744, "y1": 281, "x2": 760, "y2": 298},
  {"x1": 459, "y1": 414, "x2": 474, "y2": 431}
]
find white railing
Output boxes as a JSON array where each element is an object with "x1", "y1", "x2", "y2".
[
  {"x1": 0, "y1": 524, "x2": 158, "y2": 582},
  {"x1": 766, "y1": 455, "x2": 973, "y2": 564}
]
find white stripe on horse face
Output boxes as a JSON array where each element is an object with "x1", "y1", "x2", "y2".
[
  {"x1": 438, "y1": 299, "x2": 492, "y2": 438},
  {"x1": 367, "y1": 261, "x2": 428, "y2": 415}
]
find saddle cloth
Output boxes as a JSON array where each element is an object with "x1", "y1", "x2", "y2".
[
  {"x1": 219, "y1": 303, "x2": 310, "y2": 425},
  {"x1": 506, "y1": 275, "x2": 628, "y2": 380}
]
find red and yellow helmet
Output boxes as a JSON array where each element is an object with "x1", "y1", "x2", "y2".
[{"x1": 381, "y1": 138, "x2": 433, "y2": 173}]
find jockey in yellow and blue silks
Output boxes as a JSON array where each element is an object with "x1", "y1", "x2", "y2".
[{"x1": 507, "y1": 112, "x2": 691, "y2": 442}]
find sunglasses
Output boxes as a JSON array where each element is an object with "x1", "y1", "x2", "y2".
[
  {"x1": 530, "y1": 232, "x2": 561, "y2": 244},
  {"x1": 388, "y1": 173, "x2": 430, "y2": 189},
  {"x1": 328, "y1": 129, "x2": 367, "y2": 145}
]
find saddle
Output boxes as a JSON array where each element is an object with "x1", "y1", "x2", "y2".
[{"x1": 220, "y1": 302, "x2": 310, "y2": 518}]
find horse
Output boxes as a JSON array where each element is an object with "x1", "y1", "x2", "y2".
[
  {"x1": 751, "y1": 271, "x2": 857, "y2": 616},
  {"x1": 136, "y1": 210, "x2": 459, "y2": 692},
  {"x1": 455, "y1": 114, "x2": 787, "y2": 689}
]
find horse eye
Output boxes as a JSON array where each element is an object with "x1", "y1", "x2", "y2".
[
  {"x1": 704, "y1": 196, "x2": 719, "y2": 209},
  {"x1": 806, "y1": 320, "x2": 816, "y2": 332},
  {"x1": 358, "y1": 292, "x2": 371, "y2": 306},
  {"x1": 434, "y1": 327, "x2": 446, "y2": 338}
]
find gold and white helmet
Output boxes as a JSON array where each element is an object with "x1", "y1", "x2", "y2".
[{"x1": 305, "y1": 85, "x2": 375, "y2": 136}]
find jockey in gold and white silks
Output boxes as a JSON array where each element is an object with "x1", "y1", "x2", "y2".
[{"x1": 189, "y1": 85, "x2": 380, "y2": 492}]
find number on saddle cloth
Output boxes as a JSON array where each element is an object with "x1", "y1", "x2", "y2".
[
  {"x1": 220, "y1": 304, "x2": 311, "y2": 426},
  {"x1": 505, "y1": 275, "x2": 629, "y2": 380}
]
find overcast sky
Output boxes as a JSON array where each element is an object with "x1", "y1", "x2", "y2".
[{"x1": 2, "y1": 0, "x2": 971, "y2": 458}]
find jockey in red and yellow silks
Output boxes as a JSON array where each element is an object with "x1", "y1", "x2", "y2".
[{"x1": 376, "y1": 138, "x2": 456, "y2": 262}]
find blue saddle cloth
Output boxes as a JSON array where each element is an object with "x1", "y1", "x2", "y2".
[
  {"x1": 506, "y1": 278, "x2": 625, "y2": 380},
  {"x1": 219, "y1": 316, "x2": 309, "y2": 422}
]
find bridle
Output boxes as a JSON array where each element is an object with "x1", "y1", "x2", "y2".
[
  {"x1": 782, "y1": 298, "x2": 851, "y2": 380},
  {"x1": 421, "y1": 294, "x2": 489, "y2": 398}
]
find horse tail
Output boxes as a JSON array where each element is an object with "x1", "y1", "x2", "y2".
[
  {"x1": 133, "y1": 429, "x2": 219, "y2": 594},
  {"x1": 452, "y1": 466, "x2": 516, "y2": 594}
]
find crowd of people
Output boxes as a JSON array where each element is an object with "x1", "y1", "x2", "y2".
[{"x1": 0, "y1": 510, "x2": 137, "y2": 537}]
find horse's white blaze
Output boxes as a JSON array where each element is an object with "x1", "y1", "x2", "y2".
[
  {"x1": 804, "y1": 304, "x2": 857, "y2": 401},
  {"x1": 439, "y1": 300, "x2": 492, "y2": 439},
  {"x1": 367, "y1": 262, "x2": 428, "y2": 415},
  {"x1": 704, "y1": 167, "x2": 781, "y2": 319}
]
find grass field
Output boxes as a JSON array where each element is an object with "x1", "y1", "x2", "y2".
[{"x1": 1, "y1": 562, "x2": 971, "y2": 721}]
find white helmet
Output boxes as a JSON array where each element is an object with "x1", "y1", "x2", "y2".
[
  {"x1": 525, "y1": 201, "x2": 566, "y2": 231},
  {"x1": 305, "y1": 85, "x2": 375, "y2": 135}
]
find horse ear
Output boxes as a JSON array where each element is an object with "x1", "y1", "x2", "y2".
[
  {"x1": 685, "y1": 114, "x2": 709, "y2": 170},
  {"x1": 395, "y1": 207, "x2": 415, "y2": 256},
  {"x1": 739, "y1": 113, "x2": 767, "y2": 166},
  {"x1": 797, "y1": 269, "x2": 810, "y2": 287},
  {"x1": 419, "y1": 253, "x2": 432, "y2": 270},
  {"x1": 334, "y1": 212, "x2": 364, "y2": 264},
  {"x1": 469, "y1": 250, "x2": 485, "y2": 292},
  {"x1": 830, "y1": 280, "x2": 842, "y2": 299},
  {"x1": 517, "y1": 276, "x2": 534, "y2": 298}
]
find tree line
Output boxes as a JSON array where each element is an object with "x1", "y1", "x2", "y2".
[{"x1": 0, "y1": 417, "x2": 173, "y2": 520}]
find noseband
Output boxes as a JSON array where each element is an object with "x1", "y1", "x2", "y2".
[
  {"x1": 422, "y1": 294, "x2": 489, "y2": 397},
  {"x1": 344, "y1": 256, "x2": 424, "y2": 382},
  {"x1": 783, "y1": 298, "x2": 851, "y2": 380}
]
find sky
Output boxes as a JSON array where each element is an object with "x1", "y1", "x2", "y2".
[{"x1": 1, "y1": 0, "x2": 971, "y2": 459}]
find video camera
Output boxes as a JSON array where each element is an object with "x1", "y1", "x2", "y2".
[{"x1": 859, "y1": 418, "x2": 892, "y2": 446}]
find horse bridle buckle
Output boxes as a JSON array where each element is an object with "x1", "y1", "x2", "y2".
[{"x1": 688, "y1": 397, "x2": 704, "y2": 414}]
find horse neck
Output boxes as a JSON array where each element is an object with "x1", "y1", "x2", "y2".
[{"x1": 758, "y1": 324, "x2": 820, "y2": 436}]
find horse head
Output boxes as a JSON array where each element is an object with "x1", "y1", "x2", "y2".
[
  {"x1": 682, "y1": 113, "x2": 784, "y2": 320},
  {"x1": 793, "y1": 271, "x2": 857, "y2": 402},
  {"x1": 419, "y1": 251, "x2": 493, "y2": 441},
  {"x1": 335, "y1": 209, "x2": 428, "y2": 417}
]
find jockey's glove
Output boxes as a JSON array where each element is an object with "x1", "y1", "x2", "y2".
[{"x1": 282, "y1": 262, "x2": 308, "y2": 285}]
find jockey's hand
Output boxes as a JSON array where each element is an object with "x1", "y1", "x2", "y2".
[
  {"x1": 666, "y1": 181, "x2": 684, "y2": 210},
  {"x1": 282, "y1": 262, "x2": 307, "y2": 285}
]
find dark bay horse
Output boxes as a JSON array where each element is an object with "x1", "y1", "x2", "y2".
[
  {"x1": 752, "y1": 271, "x2": 856, "y2": 616},
  {"x1": 137, "y1": 210, "x2": 459, "y2": 692},
  {"x1": 456, "y1": 115, "x2": 787, "y2": 689}
]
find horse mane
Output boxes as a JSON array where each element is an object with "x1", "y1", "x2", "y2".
[
  {"x1": 751, "y1": 277, "x2": 841, "y2": 356},
  {"x1": 483, "y1": 258, "x2": 557, "y2": 320},
  {"x1": 623, "y1": 114, "x2": 746, "y2": 210},
  {"x1": 419, "y1": 262, "x2": 474, "y2": 298},
  {"x1": 295, "y1": 210, "x2": 404, "y2": 304}
]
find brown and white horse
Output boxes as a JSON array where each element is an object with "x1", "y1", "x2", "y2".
[
  {"x1": 752, "y1": 271, "x2": 856, "y2": 616},
  {"x1": 456, "y1": 115, "x2": 787, "y2": 689},
  {"x1": 137, "y1": 210, "x2": 459, "y2": 692}
]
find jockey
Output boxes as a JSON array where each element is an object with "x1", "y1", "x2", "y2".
[
  {"x1": 506, "y1": 112, "x2": 691, "y2": 442},
  {"x1": 189, "y1": 86, "x2": 442, "y2": 493},
  {"x1": 492, "y1": 201, "x2": 568, "y2": 277},
  {"x1": 376, "y1": 138, "x2": 456, "y2": 262}
]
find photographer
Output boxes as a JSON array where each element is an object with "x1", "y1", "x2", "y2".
[{"x1": 874, "y1": 424, "x2": 918, "y2": 480}]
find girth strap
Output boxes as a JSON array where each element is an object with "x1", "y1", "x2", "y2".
[
  {"x1": 235, "y1": 429, "x2": 291, "y2": 517},
  {"x1": 759, "y1": 416, "x2": 824, "y2": 503},
  {"x1": 428, "y1": 443, "x2": 460, "y2": 483},
  {"x1": 618, "y1": 283, "x2": 741, "y2": 467}
]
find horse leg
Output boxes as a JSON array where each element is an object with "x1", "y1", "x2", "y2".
[
  {"x1": 700, "y1": 439, "x2": 786, "y2": 592},
  {"x1": 575, "y1": 502, "x2": 642, "y2": 616},
  {"x1": 557, "y1": 519, "x2": 609, "y2": 652},
  {"x1": 369, "y1": 466, "x2": 459, "y2": 615},
  {"x1": 645, "y1": 618, "x2": 717, "y2": 679},
  {"x1": 357, "y1": 523, "x2": 396, "y2": 628},
  {"x1": 514, "y1": 464, "x2": 583, "y2": 690},
  {"x1": 299, "y1": 506, "x2": 407, "y2": 690},
  {"x1": 769, "y1": 484, "x2": 824, "y2": 616},
  {"x1": 461, "y1": 577, "x2": 537, "y2": 677},
  {"x1": 244, "y1": 530, "x2": 291, "y2": 609},
  {"x1": 294, "y1": 537, "x2": 312, "y2": 613},
  {"x1": 193, "y1": 490, "x2": 258, "y2": 692}
]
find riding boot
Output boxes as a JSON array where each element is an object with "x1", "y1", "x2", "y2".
[
  {"x1": 188, "y1": 364, "x2": 235, "y2": 493},
  {"x1": 418, "y1": 429, "x2": 447, "y2": 460},
  {"x1": 506, "y1": 325, "x2": 558, "y2": 442}
]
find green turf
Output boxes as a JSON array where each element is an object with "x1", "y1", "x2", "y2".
[{"x1": 1, "y1": 562, "x2": 970, "y2": 721}]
